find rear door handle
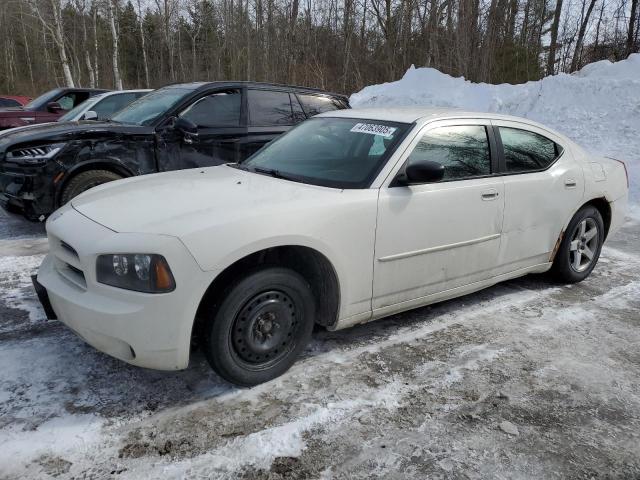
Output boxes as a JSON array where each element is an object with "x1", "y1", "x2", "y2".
[
  {"x1": 565, "y1": 179, "x2": 577, "y2": 188},
  {"x1": 481, "y1": 189, "x2": 499, "y2": 201}
]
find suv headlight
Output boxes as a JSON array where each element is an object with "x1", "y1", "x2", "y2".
[
  {"x1": 96, "y1": 254, "x2": 176, "y2": 293},
  {"x1": 6, "y1": 142, "x2": 66, "y2": 164}
]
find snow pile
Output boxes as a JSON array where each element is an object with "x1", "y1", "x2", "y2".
[{"x1": 351, "y1": 54, "x2": 640, "y2": 216}]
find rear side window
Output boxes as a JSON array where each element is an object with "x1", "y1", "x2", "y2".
[
  {"x1": 92, "y1": 93, "x2": 138, "y2": 119},
  {"x1": 297, "y1": 94, "x2": 346, "y2": 117},
  {"x1": 407, "y1": 125, "x2": 491, "y2": 181},
  {"x1": 499, "y1": 127, "x2": 562, "y2": 173},
  {"x1": 180, "y1": 90, "x2": 241, "y2": 127},
  {"x1": 248, "y1": 90, "x2": 295, "y2": 126}
]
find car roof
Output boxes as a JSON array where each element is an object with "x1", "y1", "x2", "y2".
[
  {"x1": 95, "y1": 89, "x2": 153, "y2": 98},
  {"x1": 318, "y1": 107, "x2": 547, "y2": 127},
  {"x1": 165, "y1": 81, "x2": 348, "y2": 100}
]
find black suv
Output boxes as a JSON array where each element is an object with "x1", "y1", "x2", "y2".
[{"x1": 0, "y1": 82, "x2": 349, "y2": 220}]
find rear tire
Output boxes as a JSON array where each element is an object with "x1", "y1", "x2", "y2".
[
  {"x1": 202, "y1": 267, "x2": 315, "y2": 386},
  {"x1": 60, "y1": 169, "x2": 123, "y2": 205},
  {"x1": 551, "y1": 206, "x2": 604, "y2": 283}
]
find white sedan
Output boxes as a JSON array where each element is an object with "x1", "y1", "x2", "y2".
[{"x1": 34, "y1": 108, "x2": 629, "y2": 386}]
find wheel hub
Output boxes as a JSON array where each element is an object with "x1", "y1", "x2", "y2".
[
  {"x1": 232, "y1": 290, "x2": 297, "y2": 364},
  {"x1": 569, "y1": 218, "x2": 599, "y2": 273}
]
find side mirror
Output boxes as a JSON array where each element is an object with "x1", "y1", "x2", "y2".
[
  {"x1": 175, "y1": 116, "x2": 198, "y2": 135},
  {"x1": 47, "y1": 101, "x2": 64, "y2": 113},
  {"x1": 398, "y1": 160, "x2": 445, "y2": 185},
  {"x1": 83, "y1": 110, "x2": 98, "y2": 121}
]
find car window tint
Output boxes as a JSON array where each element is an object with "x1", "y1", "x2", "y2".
[
  {"x1": 180, "y1": 90, "x2": 241, "y2": 127},
  {"x1": 499, "y1": 127, "x2": 560, "y2": 172},
  {"x1": 408, "y1": 125, "x2": 491, "y2": 180},
  {"x1": 297, "y1": 94, "x2": 345, "y2": 116},
  {"x1": 248, "y1": 90, "x2": 294, "y2": 126},
  {"x1": 92, "y1": 93, "x2": 137, "y2": 119}
]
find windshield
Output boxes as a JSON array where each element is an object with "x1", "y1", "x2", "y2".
[
  {"x1": 242, "y1": 117, "x2": 410, "y2": 188},
  {"x1": 58, "y1": 96, "x2": 99, "y2": 121},
  {"x1": 111, "y1": 87, "x2": 190, "y2": 126},
  {"x1": 24, "y1": 89, "x2": 62, "y2": 111}
]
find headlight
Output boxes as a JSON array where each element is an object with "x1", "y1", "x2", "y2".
[
  {"x1": 96, "y1": 254, "x2": 176, "y2": 293},
  {"x1": 6, "y1": 142, "x2": 66, "y2": 164}
]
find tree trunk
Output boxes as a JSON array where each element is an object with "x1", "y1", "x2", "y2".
[
  {"x1": 570, "y1": 0, "x2": 597, "y2": 72},
  {"x1": 108, "y1": 0, "x2": 123, "y2": 89},
  {"x1": 547, "y1": 0, "x2": 563, "y2": 74},
  {"x1": 137, "y1": 0, "x2": 150, "y2": 87},
  {"x1": 628, "y1": 0, "x2": 639, "y2": 55},
  {"x1": 49, "y1": 0, "x2": 75, "y2": 87}
]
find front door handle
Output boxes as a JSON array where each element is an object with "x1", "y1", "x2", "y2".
[{"x1": 481, "y1": 189, "x2": 499, "y2": 201}]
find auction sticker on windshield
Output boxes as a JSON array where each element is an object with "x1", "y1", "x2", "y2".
[{"x1": 350, "y1": 123, "x2": 397, "y2": 138}]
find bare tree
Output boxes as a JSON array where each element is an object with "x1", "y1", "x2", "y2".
[
  {"x1": 547, "y1": 0, "x2": 564, "y2": 74},
  {"x1": 107, "y1": 0, "x2": 123, "y2": 89},
  {"x1": 570, "y1": 0, "x2": 598, "y2": 71}
]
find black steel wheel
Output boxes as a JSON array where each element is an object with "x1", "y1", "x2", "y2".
[{"x1": 202, "y1": 267, "x2": 315, "y2": 386}]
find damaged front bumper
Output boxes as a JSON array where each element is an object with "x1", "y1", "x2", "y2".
[{"x1": 0, "y1": 161, "x2": 60, "y2": 220}]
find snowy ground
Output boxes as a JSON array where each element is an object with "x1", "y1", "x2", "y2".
[{"x1": 2, "y1": 57, "x2": 640, "y2": 479}]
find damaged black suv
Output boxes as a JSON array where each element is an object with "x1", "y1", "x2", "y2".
[{"x1": 0, "y1": 82, "x2": 349, "y2": 220}]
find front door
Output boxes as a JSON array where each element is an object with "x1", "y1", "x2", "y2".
[
  {"x1": 156, "y1": 89, "x2": 246, "y2": 171},
  {"x1": 373, "y1": 120, "x2": 504, "y2": 310}
]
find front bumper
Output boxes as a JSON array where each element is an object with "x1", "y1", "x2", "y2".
[
  {"x1": 36, "y1": 204, "x2": 214, "y2": 370},
  {"x1": 0, "y1": 162, "x2": 58, "y2": 220}
]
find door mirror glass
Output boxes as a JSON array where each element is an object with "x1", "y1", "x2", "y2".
[
  {"x1": 404, "y1": 160, "x2": 445, "y2": 184},
  {"x1": 175, "y1": 116, "x2": 198, "y2": 135},
  {"x1": 83, "y1": 110, "x2": 98, "y2": 121},
  {"x1": 47, "y1": 101, "x2": 63, "y2": 113}
]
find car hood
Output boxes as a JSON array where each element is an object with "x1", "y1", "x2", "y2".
[
  {"x1": 71, "y1": 165, "x2": 346, "y2": 237},
  {"x1": 0, "y1": 121, "x2": 149, "y2": 150}
]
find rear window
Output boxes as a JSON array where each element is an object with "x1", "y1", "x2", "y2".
[
  {"x1": 499, "y1": 127, "x2": 562, "y2": 173},
  {"x1": 297, "y1": 94, "x2": 346, "y2": 117}
]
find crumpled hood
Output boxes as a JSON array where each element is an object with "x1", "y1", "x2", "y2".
[
  {"x1": 0, "y1": 121, "x2": 146, "y2": 152},
  {"x1": 71, "y1": 165, "x2": 344, "y2": 238}
]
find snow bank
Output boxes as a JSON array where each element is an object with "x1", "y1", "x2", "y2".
[{"x1": 351, "y1": 54, "x2": 640, "y2": 216}]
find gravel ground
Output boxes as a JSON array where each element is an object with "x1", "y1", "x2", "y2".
[{"x1": 0, "y1": 206, "x2": 639, "y2": 480}]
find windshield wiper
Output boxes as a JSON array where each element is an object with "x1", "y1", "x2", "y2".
[{"x1": 251, "y1": 166, "x2": 307, "y2": 183}]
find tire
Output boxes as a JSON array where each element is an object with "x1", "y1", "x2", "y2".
[
  {"x1": 202, "y1": 267, "x2": 315, "y2": 386},
  {"x1": 60, "y1": 169, "x2": 123, "y2": 205},
  {"x1": 551, "y1": 205, "x2": 604, "y2": 283}
]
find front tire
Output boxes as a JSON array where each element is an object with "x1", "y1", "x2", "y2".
[
  {"x1": 551, "y1": 205, "x2": 604, "y2": 283},
  {"x1": 202, "y1": 267, "x2": 315, "y2": 386},
  {"x1": 60, "y1": 169, "x2": 123, "y2": 205}
]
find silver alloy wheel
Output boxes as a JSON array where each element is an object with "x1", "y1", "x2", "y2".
[{"x1": 569, "y1": 218, "x2": 599, "y2": 273}]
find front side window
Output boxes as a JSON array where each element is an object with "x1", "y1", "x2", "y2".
[
  {"x1": 499, "y1": 127, "x2": 561, "y2": 173},
  {"x1": 407, "y1": 125, "x2": 491, "y2": 181},
  {"x1": 180, "y1": 90, "x2": 241, "y2": 127},
  {"x1": 297, "y1": 94, "x2": 346, "y2": 116},
  {"x1": 242, "y1": 117, "x2": 410, "y2": 188},
  {"x1": 248, "y1": 90, "x2": 294, "y2": 126},
  {"x1": 56, "y1": 94, "x2": 77, "y2": 110}
]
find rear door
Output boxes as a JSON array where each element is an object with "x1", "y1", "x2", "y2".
[
  {"x1": 241, "y1": 89, "x2": 306, "y2": 159},
  {"x1": 491, "y1": 120, "x2": 584, "y2": 274}
]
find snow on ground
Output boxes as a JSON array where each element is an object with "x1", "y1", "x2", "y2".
[
  {"x1": 351, "y1": 53, "x2": 640, "y2": 216},
  {"x1": 1, "y1": 58, "x2": 640, "y2": 478}
]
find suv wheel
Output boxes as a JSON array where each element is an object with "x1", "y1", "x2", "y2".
[
  {"x1": 202, "y1": 267, "x2": 315, "y2": 386},
  {"x1": 60, "y1": 169, "x2": 123, "y2": 205}
]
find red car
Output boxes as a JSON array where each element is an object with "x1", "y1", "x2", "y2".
[
  {"x1": 0, "y1": 95, "x2": 31, "y2": 108},
  {"x1": 0, "y1": 87, "x2": 108, "y2": 131}
]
